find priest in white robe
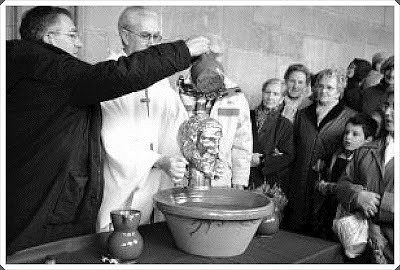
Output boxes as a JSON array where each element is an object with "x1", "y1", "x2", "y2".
[{"x1": 97, "y1": 7, "x2": 188, "y2": 232}]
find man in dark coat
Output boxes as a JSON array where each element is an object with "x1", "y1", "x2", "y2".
[{"x1": 6, "y1": 6, "x2": 210, "y2": 254}]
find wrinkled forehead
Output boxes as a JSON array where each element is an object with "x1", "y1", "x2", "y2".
[
  {"x1": 127, "y1": 11, "x2": 160, "y2": 30},
  {"x1": 318, "y1": 74, "x2": 337, "y2": 85}
]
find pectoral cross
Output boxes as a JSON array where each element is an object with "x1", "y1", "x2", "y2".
[{"x1": 140, "y1": 89, "x2": 153, "y2": 151}]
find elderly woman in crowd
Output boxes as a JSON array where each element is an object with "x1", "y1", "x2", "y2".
[
  {"x1": 249, "y1": 78, "x2": 294, "y2": 194},
  {"x1": 342, "y1": 58, "x2": 372, "y2": 112},
  {"x1": 361, "y1": 56, "x2": 394, "y2": 116},
  {"x1": 284, "y1": 68, "x2": 356, "y2": 235},
  {"x1": 281, "y1": 64, "x2": 313, "y2": 123}
]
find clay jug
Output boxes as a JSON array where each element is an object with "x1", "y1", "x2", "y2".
[{"x1": 107, "y1": 210, "x2": 144, "y2": 261}]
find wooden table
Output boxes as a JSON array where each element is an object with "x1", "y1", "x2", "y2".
[{"x1": 7, "y1": 222, "x2": 344, "y2": 264}]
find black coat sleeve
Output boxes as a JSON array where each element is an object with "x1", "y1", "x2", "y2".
[
  {"x1": 71, "y1": 40, "x2": 191, "y2": 105},
  {"x1": 9, "y1": 40, "x2": 191, "y2": 106},
  {"x1": 72, "y1": 41, "x2": 190, "y2": 105}
]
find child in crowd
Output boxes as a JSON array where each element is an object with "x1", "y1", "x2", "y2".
[
  {"x1": 313, "y1": 113, "x2": 377, "y2": 240},
  {"x1": 336, "y1": 92, "x2": 394, "y2": 264}
]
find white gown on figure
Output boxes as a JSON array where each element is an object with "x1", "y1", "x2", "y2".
[{"x1": 97, "y1": 51, "x2": 187, "y2": 232}]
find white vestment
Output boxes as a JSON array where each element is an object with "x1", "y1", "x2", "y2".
[{"x1": 97, "y1": 51, "x2": 187, "y2": 232}]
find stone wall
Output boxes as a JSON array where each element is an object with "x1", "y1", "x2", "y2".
[
  {"x1": 6, "y1": 5, "x2": 394, "y2": 109},
  {"x1": 77, "y1": 5, "x2": 394, "y2": 109}
]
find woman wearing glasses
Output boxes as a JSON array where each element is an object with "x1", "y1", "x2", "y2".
[{"x1": 283, "y1": 69, "x2": 356, "y2": 236}]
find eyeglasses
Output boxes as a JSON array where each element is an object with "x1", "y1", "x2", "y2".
[
  {"x1": 48, "y1": 31, "x2": 80, "y2": 41},
  {"x1": 123, "y1": 28, "x2": 162, "y2": 42},
  {"x1": 314, "y1": 85, "x2": 337, "y2": 92}
]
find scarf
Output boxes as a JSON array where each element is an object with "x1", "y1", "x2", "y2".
[{"x1": 255, "y1": 104, "x2": 282, "y2": 133}]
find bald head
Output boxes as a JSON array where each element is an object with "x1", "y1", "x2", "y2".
[{"x1": 118, "y1": 6, "x2": 161, "y2": 54}]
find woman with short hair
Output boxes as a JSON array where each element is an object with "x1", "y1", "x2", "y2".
[{"x1": 284, "y1": 68, "x2": 356, "y2": 235}]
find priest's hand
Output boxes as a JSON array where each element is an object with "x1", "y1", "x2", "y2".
[
  {"x1": 185, "y1": 36, "x2": 211, "y2": 57},
  {"x1": 155, "y1": 155, "x2": 188, "y2": 183}
]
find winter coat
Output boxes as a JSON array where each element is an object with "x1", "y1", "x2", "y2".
[
  {"x1": 6, "y1": 39, "x2": 191, "y2": 254},
  {"x1": 285, "y1": 101, "x2": 356, "y2": 234},
  {"x1": 336, "y1": 139, "x2": 394, "y2": 263},
  {"x1": 312, "y1": 148, "x2": 353, "y2": 240},
  {"x1": 249, "y1": 109, "x2": 294, "y2": 193}
]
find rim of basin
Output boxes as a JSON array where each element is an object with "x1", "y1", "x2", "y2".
[{"x1": 153, "y1": 187, "x2": 274, "y2": 221}]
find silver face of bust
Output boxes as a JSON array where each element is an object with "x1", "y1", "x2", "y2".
[
  {"x1": 198, "y1": 125, "x2": 221, "y2": 155},
  {"x1": 178, "y1": 115, "x2": 222, "y2": 178},
  {"x1": 178, "y1": 53, "x2": 225, "y2": 181}
]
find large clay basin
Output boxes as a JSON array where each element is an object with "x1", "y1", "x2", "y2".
[{"x1": 153, "y1": 187, "x2": 274, "y2": 257}]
